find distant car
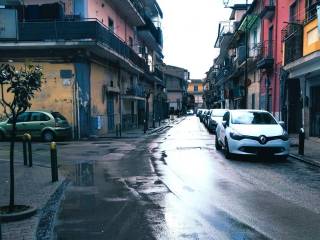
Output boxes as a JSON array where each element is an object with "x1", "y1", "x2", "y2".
[
  {"x1": 0, "y1": 111, "x2": 72, "y2": 142},
  {"x1": 215, "y1": 110, "x2": 290, "y2": 160},
  {"x1": 199, "y1": 109, "x2": 208, "y2": 122},
  {"x1": 196, "y1": 108, "x2": 204, "y2": 117},
  {"x1": 187, "y1": 109, "x2": 194, "y2": 115},
  {"x1": 208, "y1": 109, "x2": 228, "y2": 133},
  {"x1": 204, "y1": 109, "x2": 212, "y2": 127}
]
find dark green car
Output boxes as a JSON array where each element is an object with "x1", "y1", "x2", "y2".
[{"x1": 0, "y1": 111, "x2": 72, "y2": 142}]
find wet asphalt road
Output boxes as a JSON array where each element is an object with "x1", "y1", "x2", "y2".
[{"x1": 53, "y1": 116, "x2": 320, "y2": 240}]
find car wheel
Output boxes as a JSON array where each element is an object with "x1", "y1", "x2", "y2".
[
  {"x1": 224, "y1": 138, "x2": 231, "y2": 159},
  {"x1": 42, "y1": 130, "x2": 55, "y2": 142},
  {"x1": 215, "y1": 135, "x2": 222, "y2": 150},
  {"x1": 278, "y1": 155, "x2": 288, "y2": 161}
]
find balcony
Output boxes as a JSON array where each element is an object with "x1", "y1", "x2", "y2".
[
  {"x1": 108, "y1": 0, "x2": 145, "y2": 26},
  {"x1": 0, "y1": 19, "x2": 149, "y2": 71},
  {"x1": 259, "y1": 0, "x2": 275, "y2": 20},
  {"x1": 125, "y1": 85, "x2": 145, "y2": 98},
  {"x1": 282, "y1": 23, "x2": 303, "y2": 65},
  {"x1": 152, "y1": 67, "x2": 163, "y2": 81},
  {"x1": 305, "y1": 0, "x2": 320, "y2": 24},
  {"x1": 137, "y1": 15, "x2": 163, "y2": 52},
  {"x1": 256, "y1": 40, "x2": 275, "y2": 69}
]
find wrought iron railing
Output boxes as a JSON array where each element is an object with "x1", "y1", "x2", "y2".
[
  {"x1": 12, "y1": 19, "x2": 149, "y2": 71},
  {"x1": 257, "y1": 40, "x2": 275, "y2": 60},
  {"x1": 282, "y1": 23, "x2": 303, "y2": 65}
]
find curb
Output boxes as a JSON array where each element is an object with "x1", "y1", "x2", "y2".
[
  {"x1": 0, "y1": 206, "x2": 37, "y2": 223},
  {"x1": 289, "y1": 154, "x2": 320, "y2": 168},
  {"x1": 36, "y1": 179, "x2": 70, "y2": 240}
]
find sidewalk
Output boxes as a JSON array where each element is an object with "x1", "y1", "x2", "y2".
[
  {"x1": 91, "y1": 116, "x2": 184, "y2": 139},
  {"x1": 289, "y1": 135, "x2": 320, "y2": 167},
  {"x1": 0, "y1": 163, "x2": 65, "y2": 240}
]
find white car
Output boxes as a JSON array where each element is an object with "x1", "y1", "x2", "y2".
[{"x1": 215, "y1": 110, "x2": 290, "y2": 160}]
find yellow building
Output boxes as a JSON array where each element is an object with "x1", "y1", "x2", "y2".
[
  {"x1": 188, "y1": 79, "x2": 204, "y2": 109},
  {"x1": 0, "y1": 1, "x2": 165, "y2": 138}
]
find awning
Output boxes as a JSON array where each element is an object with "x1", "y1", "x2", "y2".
[{"x1": 238, "y1": 15, "x2": 259, "y2": 32}]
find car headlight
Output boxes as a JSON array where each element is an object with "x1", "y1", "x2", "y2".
[
  {"x1": 230, "y1": 131, "x2": 245, "y2": 141},
  {"x1": 279, "y1": 130, "x2": 289, "y2": 141}
]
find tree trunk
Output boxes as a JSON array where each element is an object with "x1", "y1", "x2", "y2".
[{"x1": 9, "y1": 119, "x2": 16, "y2": 212}]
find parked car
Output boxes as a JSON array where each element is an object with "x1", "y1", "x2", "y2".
[
  {"x1": 215, "y1": 110, "x2": 289, "y2": 160},
  {"x1": 196, "y1": 109, "x2": 203, "y2": 117},
  {"x1": 187, "y1": 109, "x2": 194, "y2": 115},
  {"x1": 0, "y1": 111, "x2": 72, "y2": 142},
  {"x1": 204, "y1": 109, "x2": 213, "y2": 128},
  {"x1": 207, "y1": 109, "x2": 228, "y2": 133},
  {"x1": 199, "y1": 109, "x2": 208, "y2": 122}
]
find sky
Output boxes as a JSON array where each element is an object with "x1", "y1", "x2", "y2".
[{"x1": 157, "y1": 0, "x2": 233, "y2": 79}]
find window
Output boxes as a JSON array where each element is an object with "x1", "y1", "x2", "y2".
[
  {"x1": 30, "y1": 112, "x2": 50, "y2": 122},
  {"x1": 289, "y1": 2, "x2": 297, "y2": 22},
  {"x1": 129, "y1": 36, "x2": 133, "y2": 48},
  {"x1": 16, "y1": 112, "x2": 30, "y2": 123},
  {"x1": 108, "y1": 17, "x2": 114, "y2": 32},
  {"x1": 194, "y1": 85, "x2": 198, "y2": 92},
  {"x1": 51, "y1": 112, "x2": 67, "y2": 121},
  {"x1": 231, "y1": 111, "x2": 277, "y2": 125}
]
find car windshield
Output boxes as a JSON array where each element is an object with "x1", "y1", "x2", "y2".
[
  {"x1": 231, "y1": 111, "x2": 277, "y2": 125},
  {"x1": 211, "y1": 109, "x2": 227, "y2": 117}
]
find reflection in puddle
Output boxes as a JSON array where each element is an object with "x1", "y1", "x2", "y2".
[{"x1": 75, "y1": 162, "x2": 95, "y2": 186}]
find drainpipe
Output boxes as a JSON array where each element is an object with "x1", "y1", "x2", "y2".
[{"x1": 274, "y1": 0, "x2": 279, "y2": 118}]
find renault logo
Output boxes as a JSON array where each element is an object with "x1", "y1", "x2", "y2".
[{"x1": 259, "y1": 135, "x2": 267, "y2": 144}]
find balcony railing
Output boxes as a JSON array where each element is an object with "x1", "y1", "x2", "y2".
[
  {"x1": 305, "y1": 0, "x2": 320, "y2": 24},
  {"x1": 256, "y1": 40, "x2": 275, "y2": 69},
  {"x1": 282, "y1": 23, "x2": 303, "y2": 65},
  {"x1": 152, "y1": 67, "x2": 163, "y2": 81},
  {"x1": 137, "y1": 15, "x2": 163, "y2": 46},
  {"x1": 125, "y1": 85, "x2": 145, "y2": 98},
  {"x1": 259, "y1": 0, "x2": 276, "y2": 19},
  {"x1": 5, "y1": 19, "x2": 149, "y2": 71}
]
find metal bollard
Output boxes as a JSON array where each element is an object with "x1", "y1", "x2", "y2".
[
  {"x1": 23, "y1": 134, "x2": 32, "y2": 167},
  {"x1": 119, "y1": 124, "x2": 122, "y2": 138},
  {"x1": 153, "y1": 118, "x2": 155, "y2": 128},
  {"x1": 299, "y1": 128, "x2": 305, "y2": 155},
  {"x1": 22, "y1": 134, "x2": 28, "y2": 166},
  {"x1": 50, "y1": 142, "x2": 59, "y2": 182},
  {"x1": 159, "y1": 117, "x2": 161, "y2": 127},
  {"x1": 143, "y1": 120, "x2": 146, "y2": 134}
]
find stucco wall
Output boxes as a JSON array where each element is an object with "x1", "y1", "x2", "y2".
[
  {"x1": 87, "y1": 0, "x2": 135, "y2": 44},
  {"x1": 303, "y1": 18, "x2": 320, "y2": 56},
  {"x1": 0, "y1": 62, "x2": 75, "y2": 126},
  {"x1": 90, "y1": 62, "x2": 120, "y2": 135}
]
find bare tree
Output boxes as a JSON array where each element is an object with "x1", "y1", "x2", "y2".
[{"x1": 0, "y1": 63, "x2": 43, "y2": 212}]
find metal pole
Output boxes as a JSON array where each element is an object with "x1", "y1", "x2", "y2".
[
  {"x1": 299, "y1": 128, "x2": 305, "y2": 155},
  {"x1": 50, "y1": 142, "x2": 59, "y2": 182},
  {"x1": 244, "y1": 0, "x2": 248, "y2": 109},
  {"x1": 23, "y1": 134, "x2": 28, "y2": 166},
  {"x1": 24, "y1": 134, "x2": 32, "y2": 167}
]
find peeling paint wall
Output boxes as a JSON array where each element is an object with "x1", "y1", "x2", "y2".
[
  {"x1": 0, "y1": 62, "x2": 75, "y2": 127},
  {"x1": 90, "y1": 62, "x2": 120, "y2": 135}
]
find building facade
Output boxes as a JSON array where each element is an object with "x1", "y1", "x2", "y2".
[
  {"x1": 283, "y1": 0, "x2": 320, "y2": 137},
  {"x1": 187, "y1": 79, "x2": 204, "y2": 110},
  {"x1": 0, "y1": 0, "x2": 165, "y2": 138},
  {"x1": 163, "y1": 65, "x2": 189, "y2": 114}
]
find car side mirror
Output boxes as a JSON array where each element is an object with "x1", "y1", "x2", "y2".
[
  {"x1": 222, "y1": 121, "x2": 227, "y2": 128},
  {"x1": 279, "y1": 121, "x2": 285, "y2": 128}
]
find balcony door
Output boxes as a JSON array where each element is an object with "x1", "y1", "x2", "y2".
[{"x1": 268, "y1": 26, "x2": 273, "y2": 57}]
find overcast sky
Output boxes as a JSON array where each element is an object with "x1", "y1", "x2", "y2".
[{"x1": 157, "y1": 0, "x2": 233, "y2": 79}]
